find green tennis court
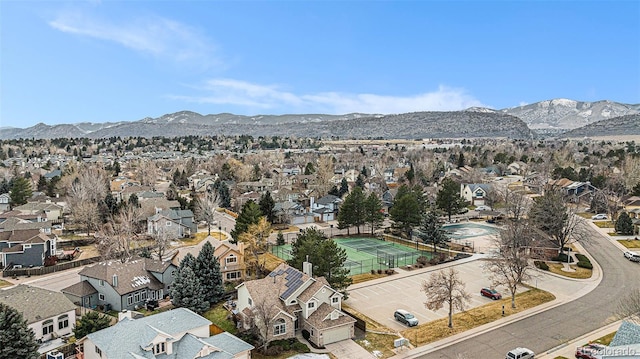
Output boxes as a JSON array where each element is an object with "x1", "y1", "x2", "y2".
[{"x1": 270, "y1": 237, "x2": 432, "y2": 275}]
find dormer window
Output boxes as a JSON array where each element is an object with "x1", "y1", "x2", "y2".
[
  {"x1": 225, "y1": 255, "x2": 237, "y2": 264},
  {"x1": 332, "y1": 296, "x2": 339, "y2": 304},
  {"x1": 308, "y1": 301, "x2": 315, "y2": 309}
]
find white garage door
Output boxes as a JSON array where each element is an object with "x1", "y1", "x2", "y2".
[{"x1": 322, "y1": 326, "x2": 350, "y2": 345}]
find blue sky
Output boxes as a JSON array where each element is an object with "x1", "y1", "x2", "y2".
[{"x1": 1, "y1": 1, "x2": 639, "y2": 128}]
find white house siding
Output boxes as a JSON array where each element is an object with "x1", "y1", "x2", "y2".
[{"x1": 30, "y1": 309, "x2": 76, "y2": 342}]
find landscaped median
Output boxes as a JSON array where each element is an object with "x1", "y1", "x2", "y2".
[{"x1": 343, "y1": 288, "x2": 555, "y2": 358}]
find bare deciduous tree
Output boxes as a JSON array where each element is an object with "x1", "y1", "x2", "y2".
[
  {"x1": 196, "y1": 189, "x2": 219, "y2": 235},
  {"x1": 617, "y1": 288, "x2": 640, "y2": 324},
  {"x1": 95, "y1": 205, "x2": 144, "y2": 262},
  {"x1": 316, "y1": 155, "x2": 335, "y2": 196},
  {"x1": 422, "y1": 267, "x2": 470, "y2": 328},
  {"x1": 151, "y1": 227, "x2": 176, "y2": 261},
  {"x1": 247, "y1": 292, "x2": 282, "y2": 352},
  {"x1": 484, "y1": 220, "x2": 535, "y2": 308},
  {"x1": 72, "y1": 201, "x2": 100, "y2": 235}
]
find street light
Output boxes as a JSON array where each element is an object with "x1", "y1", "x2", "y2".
[{"x1": 218, "y1": 226, "x2": 222, "y2": 240}]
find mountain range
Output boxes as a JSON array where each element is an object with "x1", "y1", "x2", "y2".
[{"x1": 1, "y1": 99, "x2": 638, "y2": 140}]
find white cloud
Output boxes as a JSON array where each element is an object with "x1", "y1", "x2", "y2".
[
  {"x1": 171, "y1": 79, "x2": 486, "y2": 114},
  {"x1": 49, "y1": 10, "x2": 217, "y2": 67}
]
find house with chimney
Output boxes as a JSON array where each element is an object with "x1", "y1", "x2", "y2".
[
  {"x1": 0, "y1": 228, "x2": 57, "y2": 269},
  {"x1": 176, "y1": 236, "x2": 247, "y2": 282},
  {"x1": 235, "y1": 262, "x2": 355, "y2": 347}
]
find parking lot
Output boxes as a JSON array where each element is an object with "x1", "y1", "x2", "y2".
[{"x1": 345, "y1": 259, "x2": 528, "y2": 331}]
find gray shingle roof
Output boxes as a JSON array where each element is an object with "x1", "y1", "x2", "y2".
[
  {"x1": 85, "y1": 308, "x2": 252, "y2": 358},
  {"x1": 610, "y1": 320, "x2": 640, "y2": 346},
  {"x1": 78, "y1": 259, "x2": 172, "y2": 295},
  {"x1": 0, "y1": 285, "x2": 76, "y2": 324}
]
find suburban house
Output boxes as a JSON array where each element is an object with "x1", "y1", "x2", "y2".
[
  {"x1": 598, "y1": 320, "x2": 640, "y2": 358},
  {"x1": 76, "y1": 307, "x2": 254, "y2": 359},
  {"x1": 62, "y1": 257, "x2": 177, "y2": 312},
  {"x1": 176, "y1": 236, "x2": 247, "y2": 282},
  {"x1": 547, "y1": 178, "x2": 597, "y2": 202},
  {"x1": 13, "y1": 201, "x2": 64, "y2": 221},
  {"x1": 0, "y1": 228, "x2": 56, "y2": 268},
  {"x1": 311, "y1": 195, "x2": 342, "y2": 222},
  {"x1": 0, "y1": 284, "x2": 76, "y2": 343},
  {"x1": 0, "y1": 192, "x2": 10, "y2": 211},
  {"x1": 460, "y1": 183, "x2": 492, "y2": 206},
  {"x1": 147, "y1": 209, "x2": 197, "y2": 238},
  {"x1": 235, "y1": 263, "x2": 355, "y2": 347}
]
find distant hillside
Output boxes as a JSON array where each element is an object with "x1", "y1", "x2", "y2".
[
  {"x1": 559, "y1": 114, "x2": 640, "y2": 138},
  {"x1": 501, "y1": 99, "x2": 640, "y2": 130},
  {"x1": 0, "y1": 111, "x2": 533, "y2": 140}
]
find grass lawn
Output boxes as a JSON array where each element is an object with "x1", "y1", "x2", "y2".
[
  {"x1": 593, "y1": 221, "x2": 615, "y2": 228},
  {"x1": 547, "y1": 263, "x2": 593, "y2": 279},
  {"x1": 202, "y1": 303, "x2": 238, "y2": 334},
  {"x1": 0, "y1": 279, "x2": 12, "y2": 288},
  {"x1": 401, "y1": 288, "x2": 556, "y2": 346},
  {"x1": 588, "y1": 331, "x2": 617, "y2": 346},
  {"x1": 351, "y1": 272, "x2": 389, "y2": 284},
  {"x1": 179, "y1": 232, "x2": 217, "y2": 246},
  {"x1": 259, "y1": 252, "x2": 286, "y2": 272},
  {"x1": 618, "y1": 239, "x2": 640, "y2": 249}
]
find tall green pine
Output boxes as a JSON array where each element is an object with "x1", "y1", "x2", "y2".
[
  {"x1": 9, "y1": 177, "x2": 32, "y2": 207},
  {"x1": 0, "y1": 303, "x2": 39, "y2": 359},
  {"x1": 196, "y1": 241, "x2": 225, "y2": 306},
  {"x1": 171, "y1": 266, "x2": 209, "y2": 313},
  {"x1": 616, "y1": 212, "x2": 634, "y2": 235},
  {"x1": 230, "y1": 200, "x2": 262, "y2": 242}
]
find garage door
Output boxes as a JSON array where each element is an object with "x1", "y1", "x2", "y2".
[{"x1": 322, "y1": 326, "x2": 351, "y2": 345}]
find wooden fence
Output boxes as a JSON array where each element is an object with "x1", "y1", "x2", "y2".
[{"x1": 2, "y1": 257, "x2": 101, "y2": 278}]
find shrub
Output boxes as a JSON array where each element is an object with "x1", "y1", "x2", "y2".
[
  {"x1": 577, "y1": 261, "x2": 593, "y2": 269},
  {"x1": 371, "y1": 269, "x2": 376, "y2": 275},
  {"x1": 416, "y1": 256, "x2": 429, "y2": 265},
  {"x1": 551, "y1": 253, "x2": 574, "y2": 263},
  {"x1": 575, "y1": 253, "x2": 590, "y2": 263},
  {"x1": 534, "y1": 260, "x2": 549, "y2": 271},
  {"x1": 377, "y1": 269, "x2": 382, "y2": 274}
]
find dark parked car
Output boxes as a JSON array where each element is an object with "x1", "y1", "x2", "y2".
[
  {"x1": 575, "y1": 343, "x2": 606, "y2": 359},
  {"x1": 481, "y1": 287, "x2": 502, "y2": 300}
]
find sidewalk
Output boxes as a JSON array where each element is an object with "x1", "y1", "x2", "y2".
[
  {"x1": 537, "y1": 320, "x2": 623, "y2": 359},
  {"x1": 387, "y1": 229, "x2": 604, "y2": 359}
]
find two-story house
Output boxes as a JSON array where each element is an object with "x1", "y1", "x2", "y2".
[
  {"x1": 13, "y1": 201, "x2": 64, "y2": 221},
  {"x1": 0, "y1": 285, "x2": 76, "y2": 344},
  {"x1": 0, "y1": 192, "x2": 10, "y2": 211},
  {"x1": 236, "y1": 263, "x2": 355, "y2": 347},
  {"x1": 460, "y1": 183, "x2": 491, "y2": 206},
  {"x1": 176, "y1": 237, "x2": 247, "y2": 282},
  {"x1": 77, "y1": 307, "x2": 253, "y2": 359},
  {"x1": 311, "y1": 195, "x2": 343, "y2": 222},
  {"x1": 147, "y1": 209, "x2": 197, "y2": 238},
  {"x1": 62, "y1": 257, "x2": 177, "y2": 311},
  {"x1": 0, "y1": 229, "x2": 56, "y2": 268}
]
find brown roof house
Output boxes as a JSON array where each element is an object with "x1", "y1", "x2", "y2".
[
  {"x1": 235, "y1": 262, "x2": 355, "y2": 347},
  {"x1": 0, "y1": 284, "x2": 76, "y2": 345},
  {"x1": 176, "y1": 236, "x2": 247, "y2": 282},
  {"x1": 62, "y1": 257, "x2": 176, "y2": 312}
]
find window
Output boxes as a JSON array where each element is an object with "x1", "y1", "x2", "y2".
[
  {"x1": 58, "y1": 314, "x2": 69, "y2": 330},
  {"x1": 166, "y1": 221, "x2": 171, "y2": 226},
  {"x1": 225, "y1": 255, "x2": 237, "y2": 264},
  {"x1": 248, "y1": 297, "x2": 252, "y2": 306},
  {"x1": 153, "y1": 342, "x2": 166, "y2": 354},
  {"x1": 274, "y1": 319, "x2": 286, "y2": 336},
  {"x1": 332, "y1": 297, "x2": 339, "y2": 304},
  {"x1": 24, "y1": 244, "x2": 32, "y2": 249},
  {"x1": 95, "y1": 346, "x2": 102, "y2": 357},
  {"x1": 226, "y1": 271, "x2": 240, "y2": 280},
  {"x1": 308, "y1": 301, "x2": 315, "y2": 309},
  {"x1": 98, "y1": 293, "x2": 105, "y2": 301},
  {"x1": 127, "y1": 294, "x2": 133, "y2": 305},
  {"x1": 134, "y1": 292, "x2": 140, "y2": 303},
  {"x1": 42, "y1": 319, "x2": 54, "y2": 335},
  {"x1": 141, "y1": 291, "x2": 147, "y2": 300},
  {"x1": 99, "y1": 280, "x2": 105, "y2": 286}
]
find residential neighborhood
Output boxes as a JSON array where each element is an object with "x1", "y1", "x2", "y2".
[{"x1": 0, "y1": 135, "x2": 640, "y2": 359}]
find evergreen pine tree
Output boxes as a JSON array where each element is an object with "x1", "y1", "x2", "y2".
[
  {"x1": 170, "y1": 266, "x2": 209, "y2": 313},
  {"x1": 196, "y1": 242, "x2": 225, "y2": 306},
  {"x1": 179, "y1": 253, "x2": 197, "y2": 271},
  {"x1": 37, "y1": 176, "x2": 48, "y2": 192},
  {"x1": 230, "y1": 200, "x2": 262, "y2": 242},
  {"x1": 338, "y1": 178, "x2": 349, "y2": 197},
  {"x1": 9, "y1": 177, "x2": 32, "y2": 207},
  {"x1": 276, "y1": 231, "x2": 285, "y2": 245},
  {"x1": 0, "y1": 303, "x2": 39, "y2": 359},
  {"x1": 259, "y1": 191, "x2": 276, "y2": 223},
  {"x1": 616, "y1": 212, "x2": 634, "y2": 235},
  {"x1": 73, "y1": 311, "x2": 112, "y2": 339}
]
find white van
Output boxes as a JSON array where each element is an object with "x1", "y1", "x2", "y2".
[{"x1": 506, "y1": 347, "x2": 535, "y2": 359}]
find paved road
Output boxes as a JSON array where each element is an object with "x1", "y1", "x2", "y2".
[{"x1": 420, "y1": 222, "x2": 640, "y2": 358}]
